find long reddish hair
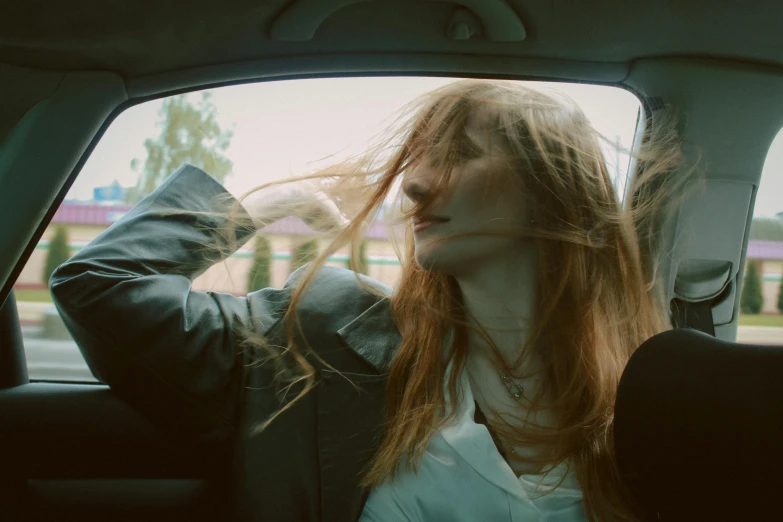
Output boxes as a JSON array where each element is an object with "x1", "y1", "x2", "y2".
[{"x1": 227, "y1": 80, "x2": 695, "y2": 521}]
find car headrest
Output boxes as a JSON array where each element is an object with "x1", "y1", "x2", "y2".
[{"x1": 614, "y1": 328, "x2": 783, "y2": 522}]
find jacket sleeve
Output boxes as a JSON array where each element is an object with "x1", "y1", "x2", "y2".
[{"x1": 50, "y1": 164, "x2": 286, "y2": 443}]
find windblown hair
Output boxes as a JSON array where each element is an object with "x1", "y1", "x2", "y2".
[{"x1": 219, "y1": 79, "x2": 697, "y2": 522}]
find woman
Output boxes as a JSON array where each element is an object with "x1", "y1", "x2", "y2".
[{"x1": 50, "y1": 80, "x2": 688, "y2": 522}]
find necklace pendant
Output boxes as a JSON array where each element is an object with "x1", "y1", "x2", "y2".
[{"x1": 499, "y1": 372, "x2": 524, "y2": 401}]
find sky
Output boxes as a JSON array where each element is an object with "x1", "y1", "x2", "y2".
[{"x1": 70, "y1": 76, "x2": 782, "y2": 217}]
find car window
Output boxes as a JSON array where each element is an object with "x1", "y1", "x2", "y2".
[
  {"x1": 738, "y1": 126, "x2": 783, "y2": 345},
  {"x1": 13, "y1": 76, "x2": 641, "y2": 383}
]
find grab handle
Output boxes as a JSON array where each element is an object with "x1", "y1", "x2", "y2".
[{"x1": 270, "y1": 0, "x2": 527, "y2": 42}]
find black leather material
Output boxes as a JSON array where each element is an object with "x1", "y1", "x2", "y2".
[
  {"x1": 614, "y1": 328, "x2": 783, "y2": 522},
  {"x1": 0, "y1": 382, "x2": 234, "y2": 521},
  {"x1": 49, "y1": 164, "x2": 402, "y2": 522},
  {"x1": 0, "y1": 383, "x2": 212, "y2": 478},
  {"x1": 670, "y1": 298, "x2": 716, "y2": 336}
]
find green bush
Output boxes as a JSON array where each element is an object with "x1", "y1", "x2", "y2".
[
  {"x1": 290, "y1": 240, "x2": 319, "y2": 274},
  {"x1": 740, "y1": 260, "x2": 764, "y2": 314},
  {"x1": 247, "y1": 236, "x2": 272, "y2": 293},
  {"x1": 777, "y1": 274, "x2": 783, "y2": 314},
  {"x1": 348, "y1": 240, "x2": 369, "y2": 275},
  {"x1": 43, "y1": 225, "x2": 72, "y2": 287}
]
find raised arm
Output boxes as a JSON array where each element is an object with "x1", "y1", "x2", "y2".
[{"x1": 49, "y1": 164, "x2": 307, "y2": 442}]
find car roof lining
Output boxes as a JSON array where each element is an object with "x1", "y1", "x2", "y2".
[{"x1": 2, "y1": 0, "x2": 783, "y2": 78}]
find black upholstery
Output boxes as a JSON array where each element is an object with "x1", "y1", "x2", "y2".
[
  {"x1": 615, "y1": 328, "x2": 783, "y2": 521},
  {"x1": 0, "y1": 384, "x2": 232, "y2": 521}
]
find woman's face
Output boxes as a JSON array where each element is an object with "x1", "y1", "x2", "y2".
[{"x1": 402, "y1": 117, "x2": 534, "y2": 276}]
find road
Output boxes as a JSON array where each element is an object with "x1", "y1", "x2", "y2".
[
  {"x1": 19, "y1": 324, "x2": 783, "y2": 383},
  {"x1": 22, "y1": 326, "x2": 97, "y2": 382},
  {"x1": 735, "y1": 326, "x2": 783, "y2": 345}
]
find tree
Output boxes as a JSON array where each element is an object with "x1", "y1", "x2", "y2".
[
  {"x1": 247, "y1": 237, "x2": 272, "y2": 293},
  {"x1": 740, "y1": 260, "x2": 764, "y2": 315},
  {"x1": 777, "y1": 273, "x2": 783, "y2": 314},
  {"x1": 125, "y1": 92, "x2": 234, "y2": 204},
  {"x1": 290, "y1": 240, "x2": 319, "y2": 274},
  {"x1": 749, "y1": 217, "x2": 783, "y2": 241},
  {"x1": 43, "y1": 226, "x2": 71, "y2": 286},
  {"x1": 348, "y1": 240, "x2": 369, "y2": 275}
]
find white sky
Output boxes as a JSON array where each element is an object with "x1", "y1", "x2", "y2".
[{"x1": 70, "y1": 76, "x2": 783, "y2": 217}]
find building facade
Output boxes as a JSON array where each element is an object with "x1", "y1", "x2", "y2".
[
  {"x1": 16, "y1": 201, "x2": 783, "y2": 315},
  {"x1": 746, "y1": 240, "x2": 783, "y2": 314},
  {"x1": 15, "y1": 201, "x2": 403, "y2": 294}
]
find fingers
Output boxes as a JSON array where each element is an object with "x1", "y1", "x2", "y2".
[
  {"x1": 301, "y1": 190, "x2": 349, "y2": 233},
  {"x1": 240, "y1": 180, "x2": 349, "y2": 233}
]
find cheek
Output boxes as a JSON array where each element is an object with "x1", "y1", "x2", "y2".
[
  {"x1": 444, "y1": 170, "x2": 496, "y2": 219},
  {"x1": 481, "y1": 171, "x2": 529, "y2": 227},
  {"x1": 461, "y1": 183, "x2": 528, "y2": 230},
  {"x1": 444, "y1": 161, "x2": 528, "y2": 228},
  {"x1": 495, "y1": 191, "x2": 530, "y2": 228}
]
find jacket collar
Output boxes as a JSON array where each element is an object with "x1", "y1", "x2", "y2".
[{"x1": 335, "y1": 297, "x2": 401, "y2": 374}]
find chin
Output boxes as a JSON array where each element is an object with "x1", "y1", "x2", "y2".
[
  {"x1": 413, "y1": 236, "x2": 526, "y2": 276},
  {"x1": 413, "y1": 241, "x2": 450, "y2": 273},
  {"x1": 414, "y1": 251, "x2": 443, "y2": 273},
  {"x1": 413, "y1": 240, "x2": 477, "y2": 275}
]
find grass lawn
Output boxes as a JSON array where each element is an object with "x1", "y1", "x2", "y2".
[
  {"x1": 14, "y1": 289, "x2": 54, "y2": 303},
  {"x1": 738, "y1": 314, "x2": 783, "y2": 327}
]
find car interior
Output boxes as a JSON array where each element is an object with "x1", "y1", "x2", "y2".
[{"x1": 1, "y1": 1, "x2": 783, "y2": 521}]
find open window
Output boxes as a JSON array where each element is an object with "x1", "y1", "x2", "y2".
[
  {"x1": 9, "y1": 76, "x2": 641, "y2": 383},
  {"x1": 737, "y1": 126, "x2": 783, "y2": 342}
]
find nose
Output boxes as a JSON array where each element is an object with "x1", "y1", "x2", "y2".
[
  {"x1": 402, "y1": 178, "x2": 429, "y2": 204},
  {"x1": 402, "y1": 165, "x2": 436, "y2": 204}
]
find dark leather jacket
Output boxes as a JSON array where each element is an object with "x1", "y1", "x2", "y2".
[{"x1": 50, "y1": 164, "x2": 401, "y2": 522}]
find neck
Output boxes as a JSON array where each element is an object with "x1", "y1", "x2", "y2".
[{"x1": 454, "y1": 244, "x2": 539, "y2": 366}]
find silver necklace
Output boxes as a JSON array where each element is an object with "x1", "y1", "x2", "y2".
[{"x1": 499, "y1": 372, "x2": 525, "y2": 401}]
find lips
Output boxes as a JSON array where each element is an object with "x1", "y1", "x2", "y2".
[{"x1": 413, "y1": 214, "x2": 450, "y2": 232}]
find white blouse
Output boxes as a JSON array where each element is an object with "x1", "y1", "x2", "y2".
[{"x1": 359, "y1": 360, "x2": 588, "y2": 522}]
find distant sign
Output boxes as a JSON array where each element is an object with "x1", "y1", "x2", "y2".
[{"x1": 93, "y1": 183, "x2": 124, "y2": 202}]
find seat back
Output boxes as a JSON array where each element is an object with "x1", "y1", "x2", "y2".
[{"x1": 615, "y1": 328, "x2": 783, "y2": 521}]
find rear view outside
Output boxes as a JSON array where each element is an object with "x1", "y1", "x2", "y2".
[
  {"x1": 739, "y1": 127, "x2": 783, "y2": 344},
  {"x1": 15, "y1": 77, "x2": 642, "y2": 382}
]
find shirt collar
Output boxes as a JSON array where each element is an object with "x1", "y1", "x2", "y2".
[
  {"x1": 439, "y1": 361, "x2": 583, "y2": 503},
  {"x1": 439, "y1": 360, "x2": 532, "y2": 501}
]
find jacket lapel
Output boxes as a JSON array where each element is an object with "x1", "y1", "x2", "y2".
[
  {"x1": 335, "y1": 297, "x2": 401, "y2": 374},
  {"x1": 317, "y1": 298, "x2": 401, "y2": 522}
]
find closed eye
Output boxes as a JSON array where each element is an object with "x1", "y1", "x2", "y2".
[{"x1": 454, "y1": 139, "x2": 484, "y2": 161}]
